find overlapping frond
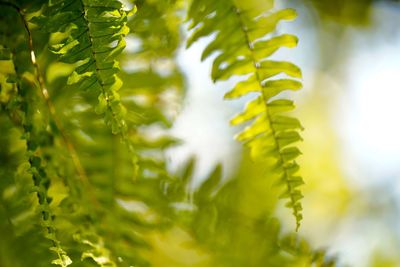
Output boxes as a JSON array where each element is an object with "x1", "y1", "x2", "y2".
[
  {"x1": 0, "y1": 47, "x2": 71, "y2": 266},
  {"x1": 31, "y1": 1, "x2": 186, "y2": 265},
  {"x1": 187, "y1": 0, "x2": 304, "y2": 230},
  {"x1": 0, "y1": 4, "x2": 122, "y2": 266},
  {"x1": 34, "y1": 0, "x2": 140, "y2": 173}
]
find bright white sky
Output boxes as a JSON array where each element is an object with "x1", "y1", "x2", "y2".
[
  {"x1": 166, "y1": 37, "x2": 242, "y2": 184},
  {"x1": 340, "y1": 11, "x2": 400, "y2": 187},
  {"x1": 334, "y1": 5, "x2": 400, "y2": 265}
]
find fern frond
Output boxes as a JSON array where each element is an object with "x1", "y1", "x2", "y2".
[
  {"x1": 72, "y1": 230, "x2": 117, "y2": 267},
  {"x1": 35, "y1": 0, "x2": 140, "y2": 174},
  {"x1": 0, "y1": 51, "x2": 72, "y2": 266},
  {"x1": 187, "y1": 0, "x2": 304, "y2": 230},
  {"x1": 162, "y1": 157, "x2": 335, "y2": 267},
  {"x1": 35, "y1": 2, "x2": 187, "y2": 265},
  {"x1": 280, "y1": 234, "x2": 337, "y2": 266},
  {"x1": 0, "y1": 7, "x2": 75, "y2": 265},
  {"x1": 0, "y1": 115, "x2": 58, "y2": 267}
]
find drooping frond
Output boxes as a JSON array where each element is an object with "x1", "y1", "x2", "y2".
[
  {"x1": 0, "y1": 4, "x2": 76, "y2": 263},
  {"x1": 0, "y1": 4, "x2": 123, "y2": 266},
  {"x1": 280, "y1": 234, "x2": 338, "y2": 266},
  {"x1": 187, "y1": 0, "x2": 304, "y2": 230},
  {"x1": 28, "y1": 1, "x2": 187, "y2": 265},
  {"x1": 34, "y1": 0, "x2": 140, "y2": 174},
  {"x1": 0, "y1": 47, "x2": 71, "y2": 266}
]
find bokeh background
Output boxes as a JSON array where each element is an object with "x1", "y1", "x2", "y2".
[{"x1": 166, "y1": 1, "x2": 400, "y2": 266}]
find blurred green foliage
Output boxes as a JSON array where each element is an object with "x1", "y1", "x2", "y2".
[
  {"x1": 306, "y1": 0, "x2": 373, "y2": 24},
  {"x1": 3, "y1": 0, "x2": 395, "y2": 266}
]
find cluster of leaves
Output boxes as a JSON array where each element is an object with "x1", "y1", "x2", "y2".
[{"x1": 0, "y1": 0, "x2": 335, "y2": 267}]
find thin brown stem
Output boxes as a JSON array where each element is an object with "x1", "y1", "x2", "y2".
[{"x1": 0, "y1": 0, "x2": 98, "y2": 206}]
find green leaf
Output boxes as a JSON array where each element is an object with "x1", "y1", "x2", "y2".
[
  {"x1": 0, "y1": 46, "x2": 11, "y2": 60},
  {"x1": 276, "y1": 131, "x2": 302, "y2": 148},
  {"x1": 224, "y1": 75, "x2": 258, "y2": 99},
  {"x1": 230, "y1": 96, "x2": 265, "y2": 125},
  {"x1": 258, "y1": 60, "x2": 302, "y2": 80},
  {"x1": 272, "y1": 115, "x2": 304, "y2": 131},
  {"x1": 262, "y1": 79, "x2": 302, "y2": 100},
  {"x1": 236, "y1": 114, "x2": 270, "y2": 142},
  {"x1": 247, "y1": 9, "x2": 298, "y2": 41},
  {"x1": 51, "y1": 255, "x2": 72, "y2": 267},
  {"x1": 267, "y1": 99, "x2": 295, "y2": 115},
  {"x1": 211, "y1": 58, "x2": 253, "y2": 81},
  {"x1": 253, "y1": 34, "x2": 298, "y2": 60},
  {"x1": 280, "y1": 147, "x2": 302, "y2": 162}
]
